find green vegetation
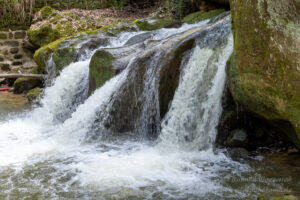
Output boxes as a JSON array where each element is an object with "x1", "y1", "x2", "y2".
[
  {"x1": 28, "y1": 23, "x2": 61, "y2": 47},
  {"x1": 134, "y1": 18, "x2": 174, "y2": 31},
  {"x1": 40, "y1": 6, "x2": 55, "y2": 19},
  {"x1": 182, "y1": 9, "x2": 225, "y2": 24}
]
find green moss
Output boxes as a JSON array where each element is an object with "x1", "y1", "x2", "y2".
[
  {"x1": 40, "y1": 6, "x2": 55, "y2": 19},
  {"x1": 258, "y1": 194, "x2": 298, "y2": 200},
  {"x1": 33, "y1": 37, "x2": 66, "y2": 73},
  {"x1": 182, "y1": 9, "x2": 226, "y2": 24},
  {"x1": 28, "y1": 23, "x2": 61, "y2": 47},
  {"x1": 25, "y1": 87, "x2": 43, "y2": 102},
  {"x1": 13, "y1": 78, "x2": 43, "y2": 94},
  {"x1": 52, "y1": 46, "x2": 77, "y2": 73},
  {"x1": 134, "y1": 18, "x2": 173, "y2": 31},
  {"x1": 229, "y1": 0, "x2": 300, "y2": 148},
  {"x1": 89, "y1": 50, "x2": 114, "y2": 92}
]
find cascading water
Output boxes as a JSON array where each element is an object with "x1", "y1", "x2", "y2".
[{"x1": 0, "y1": 14, "x2": 287, "y2": 199}]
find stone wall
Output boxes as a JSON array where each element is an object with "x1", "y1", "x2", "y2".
[{"x1": 0, "y1": 31, "x2": 37, "y2": 74}]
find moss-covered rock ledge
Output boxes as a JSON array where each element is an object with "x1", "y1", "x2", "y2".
[{"x1": 228, "y1": 0, "x2": 300, "y2": 148}]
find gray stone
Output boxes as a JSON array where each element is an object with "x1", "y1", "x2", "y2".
[
  {"x1": 10, "y1": 48, "x2": 19, "y2": 54},
  {"x1": 125, "y1": 32, "x2": 152, "y2": 46},
  {"x1": 14, "y1": 31, "x2": 26, "y2": 39},
  {"x1": 4, "y1": 41, "x2": 19, "y2": 47},
  {"x1": 225, "y1": 129, "x2": 248, "y2": 147}
]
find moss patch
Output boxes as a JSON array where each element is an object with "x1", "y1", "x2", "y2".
[
  {"x1": 28, "y1": 23, "x2": 61, "y2": 47},
  {"x1": 182, "y1": 9, "x2": 225, "y2": 24},
  {"x1": 229, "y1": 0, "x2": 300, "y2": 148},
  {"x1": 134, "y1": 18, "x2": 174, "y2": 31},
  {"x1": 13, "y1": 78, "x2": 43, "y2": 94},
  {"x1": 40, "y1": 6, "x2": 55, "y2": 19},
  {"x1": 89, "y1": 50, "x2": 114, "y2": 93},
  {"x1": 25, "y1": 87, "x2": 43, "y2": 102}
]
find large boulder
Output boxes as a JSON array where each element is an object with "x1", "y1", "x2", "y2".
[
  {"x1": 28, "y1": 6, "x2": 96, "y2": 47},
  {"x1": 89, "y1": 42, "x2": 146, "y2": 93},
  {"x1": 93, "y1": 14, "x2": 231, "y2": 138},
  {"x1": 34, "y1": 32, "x2": 108, "y2": 74},
  {"x1": 228, "y1": 0, "x2": 300, "y2": 148}
]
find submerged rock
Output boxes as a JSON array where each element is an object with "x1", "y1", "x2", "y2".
[
  {"x1": 25, "y1": 87, "x2": 43, "y2": 102},
  {"x1": 228, "y1": 148, "x2": 248, "y2": 161},
  {"x1": 228, "y1": 0, "x2": 300, "y2": 148},
  {"x1": 225, "y1": 129, "x2": 248, "y2": 148}
]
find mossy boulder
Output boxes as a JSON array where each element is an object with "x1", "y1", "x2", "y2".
[
  {"x1": 228, "y1": 0, "x2": 300, "y2": 148},
  {"x1": 25, "y1": 87, "x2": 43, "y2": 102},
  {"x1": 89, "y1": 50, "x2": 115, "y2": 93},
  {"x1": 182, "y1": 9, "x2": 225, "y2": 24},
  {"x1": 34, "y1": 31, "x2": 107, "y2": 74},
  {"x1": 134, "y1": 18, "x2": 174, "y2": 31},
  {"x1": 99, "y1": 22, "x2": 137, "y2": 35},
  {"x1": 33, "y1": 38, "x2": 66, "y2": 74},
  {"x1": 28, "y1": 23, "x2": 61, "y2": 47},
  {"x1": 13, "y1": 78, "x2": 43, "y2": 94},
  {"x1": 29, "y1": 7, "x2": 96, "y2": 47}
]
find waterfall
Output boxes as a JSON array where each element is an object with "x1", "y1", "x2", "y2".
[
  {"x1": 159, "y1": 35, "x2": 233, "y2": 150},
  {"x1": 0, "y1": 14, "x2": 259, "y2": 199}
]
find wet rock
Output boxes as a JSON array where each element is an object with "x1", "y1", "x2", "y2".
[
  {"x1": 228, "y1": 148, "x2": 248, "y2": 161},
  {"x1": 125, "y1": 32, "x2": 152, "y2": 46},
  {"x1": 94, "y1": 15, "x2": 231, "y2": 138},
  {"x1": 225, "y1": 129, "x2": 248, "y2": 147},
  {"x1": 13, "y1": 78, "x2": 43, "y2": 94},
  {"x1": 25, "y1": 87, "x2": 43, "y2": 102},
  {"x1": 89, "y1": 50, "x2": 114, "y2": 93},
  {"x1": 228, "y1": 0, "x2": 300, "y2": 149}
]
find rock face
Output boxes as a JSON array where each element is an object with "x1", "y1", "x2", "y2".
[{"x1": 228, "y1": 0, "x2": 300, "y2": 148}]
